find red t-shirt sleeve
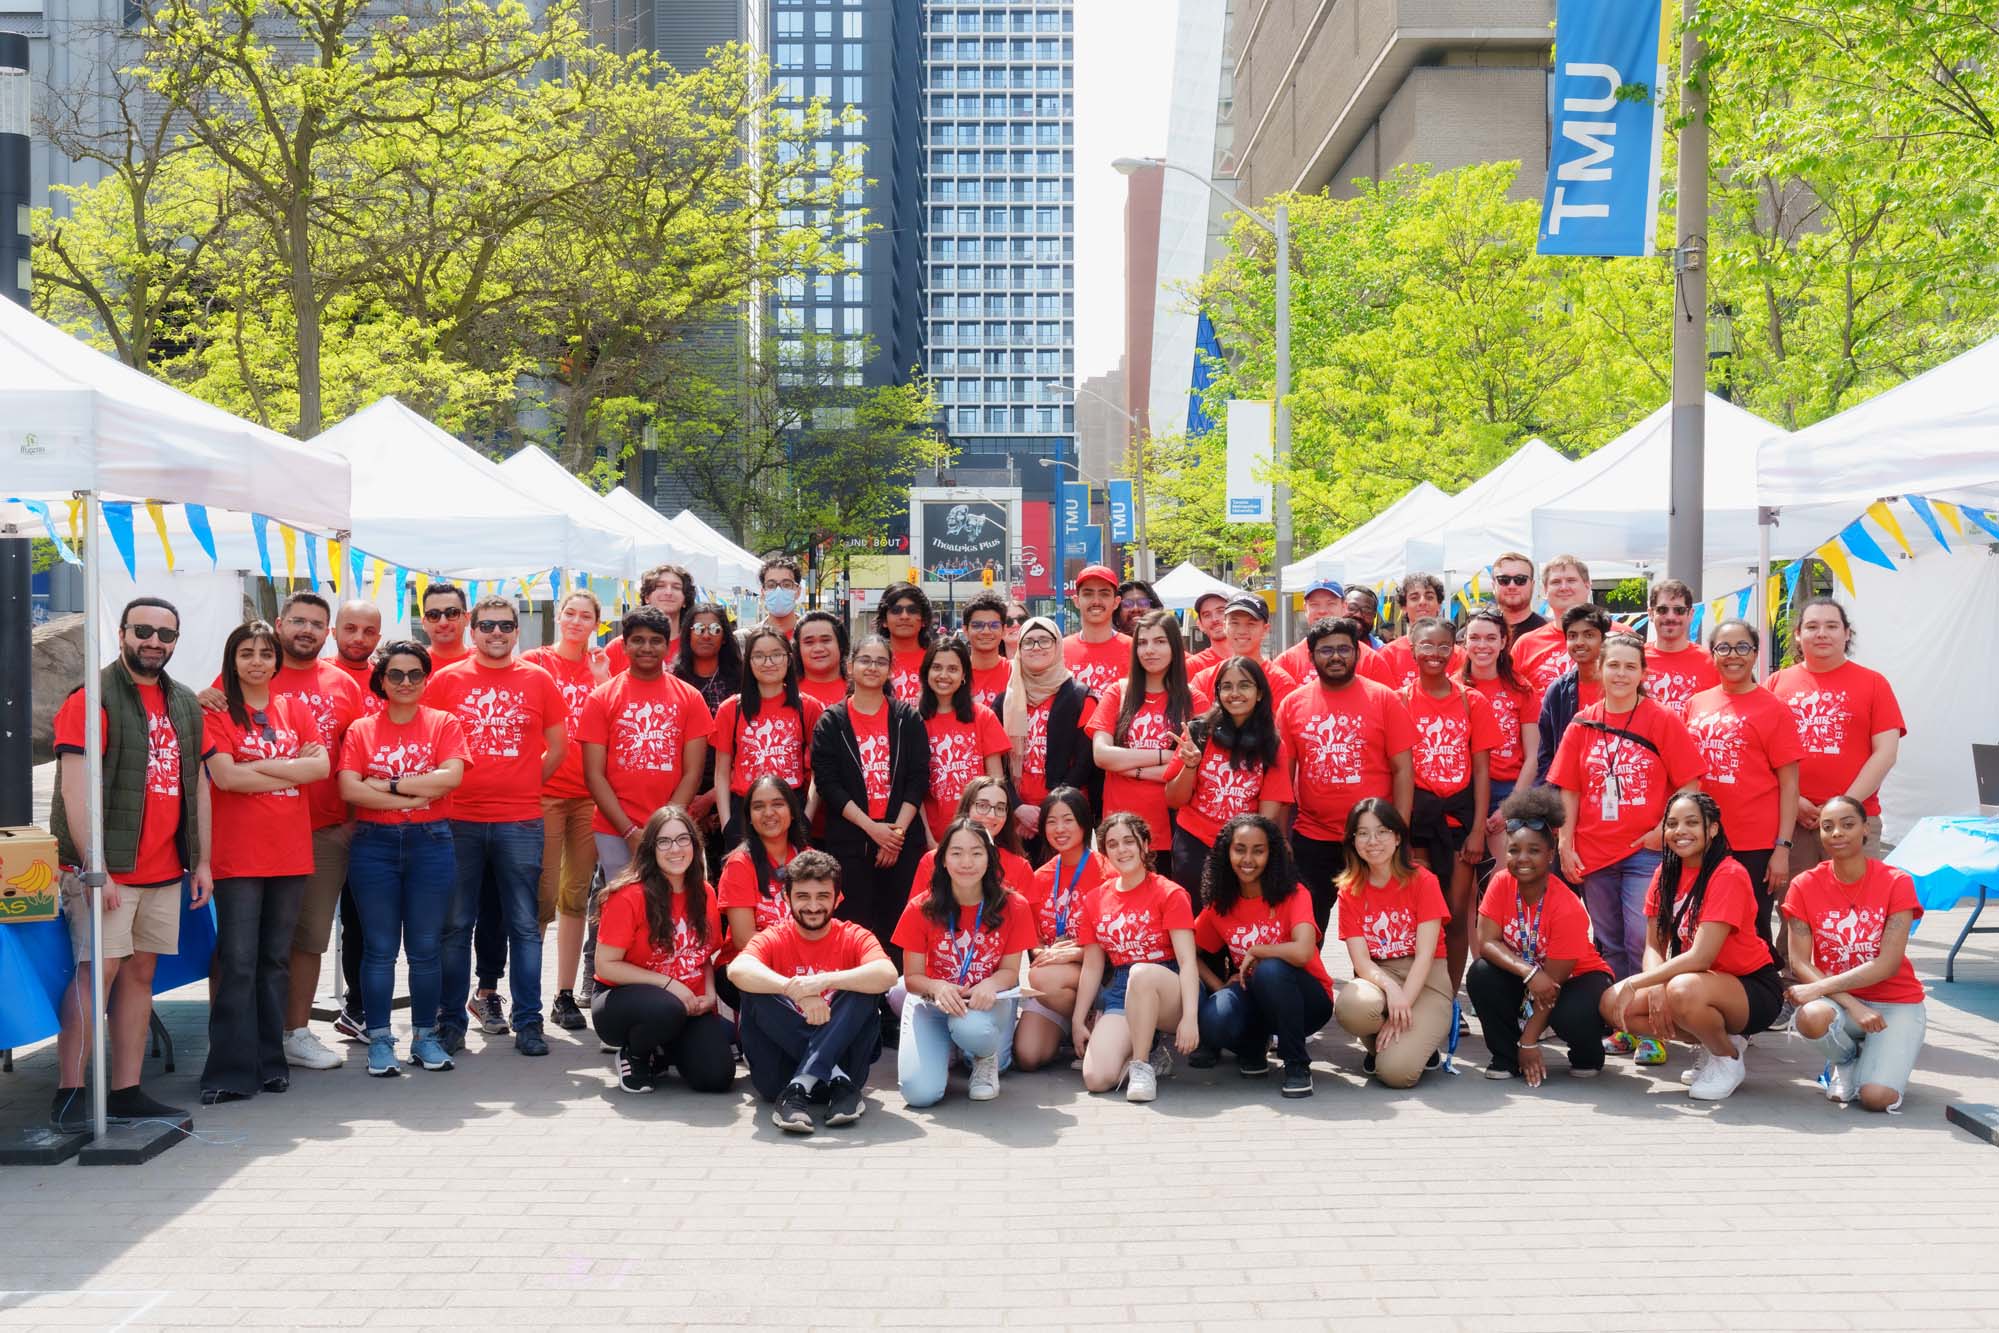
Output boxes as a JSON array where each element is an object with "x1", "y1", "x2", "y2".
[
  {"x1": 679, "y1": 679, "x2": 715, "y2": 741},
  {"x1": 1700, "y1": 860, "x2": 1758, "y2": 937},
  {"x1": 578, "y1": 687, "x2": 611, "y2": 747},
  {"x1": 715, "y1": 852, "x2": 756, "y2": 911},
  {"x1": 430, "y1": 712, "x2": 470, "y2": 767},
  {"x1": 1761, "y1": 696, "x2": 1806, "y2": 769},
  {"x1": 999, "y1": 895, "x2": 1039, "y2": 955},
  {"x1": 1085, "y1": 684, "x2": 1125, "y2": 737},
  {"x1": 1192, "y1": 906, "x2": 1223, "y2": 953},
  {"x1": 889, "y1": 898, "x2": 933, "y2": 957},
  {"x1": 1548, "y1": 723, "x2": 1586, "y2": 792},
  {"x1": 1883, "y1": 866, "x2": 1922, "y2": 919},
  {"x1": 1262, "y1": 737, "x2": 1296, "y2": 804},
  {"x1": 1545, "y1": 888, "x2": 1597, "y2": 962},
  {"x1": 1865, "y1": 671, "x2": 1908, "y2": 738},
  {"x1": 1477, "y1": 875, "x2": 1510, "y2": 924},
  {"x1": 532, "y1": 670, "x2": 565, "y2": 737},
  {"x1": 1160, "y1": 880, "x2": 1195, "y2": 932},
  {"x1": 201, "y1": 709, "x2": 235, "y2": 759},
  {"x1": 1279, "y1": 887, "x2": 1318, "y2": 942},
  {"x1": 840, "y1": 921, "x2": 889, "y2": 969},
  {"x1": 337, "y1": 722, "x2": 369, "y2": 776},
  {"x1": 710, "y1": 697, "x2": 741, "y2": 756},
  {"x1": 598, "y1": 888, "x2": 645, "y2": 955},
  {"x1": 973, "y1": 704, "x2": 1009, "y2": 757},
  {"x1": 1335, "y1": 889, "x2": 1362, "y2": 941},
  {"x1": 51, "y1": 691, "x2": 93, "y2": 753}
]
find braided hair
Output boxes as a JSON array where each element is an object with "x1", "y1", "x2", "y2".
[{"x1": 1654, "y1": 791, "x2": 1731, "y2": 958}]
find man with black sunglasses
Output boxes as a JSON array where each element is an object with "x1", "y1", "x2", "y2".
[
  {"x1": 427, "y1": 595, "x2": 568, "y2": 1057},
  {"x1": 1490, "y1": 552, "x2": 1546, "y2": 637},
  {"x1": 418, "y1": 582, "x2": 472, "y2": 669}
]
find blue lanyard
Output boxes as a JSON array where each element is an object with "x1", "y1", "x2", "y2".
[
  {"x1": 955, "y1": 900, "x2": 986, "y2": 985},
  {"x1": 1055, "y1": 849, "x2": 1090, "y2": 937}
]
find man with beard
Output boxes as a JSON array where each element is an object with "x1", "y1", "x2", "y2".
[
  {"x1": 326, "y1": 599, "x2": 383, "y2": 709},
  {"x1": 727, "y1": 851, "x2": 897, "y2": 1134},
  {"x1": 418, "y1": 582, "x2": 472, "y2": 669},
  {"x1": 1275, "y1": 616, "x2": 1416, "y2": 933},
  {"x1": 198, "y1": 591, "x2": 365, "y2": 1073},
  {"x1": 49, "y1": 597, "x2": 215, "y2": 1130},
  {"x1": 1061, "y1": 565, "x2": 1130, "y2": 700},
  {"x1": 1490, "y1": 551, "x2": 1546, "y2": 638}
]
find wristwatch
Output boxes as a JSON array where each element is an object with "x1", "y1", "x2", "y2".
[
  {"x1": 1773, "y1": 837, "x2": 1792, "y2": 848},
  {"x1": 389, "y1": 776, "x2": 402, "y2": 796}
]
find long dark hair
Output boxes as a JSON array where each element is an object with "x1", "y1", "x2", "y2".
[
  {"x1": 1115, "y1": 608, "x2": 1192, "y2": 745},
  {"x1": 877, "y1": 580, "x2": 934, "y2": 648},
  {"x1": 1039, "y1": 785, "x2": 1096, "y2": 858},
  {"x1": 737, "y1": 621, "x2": 803, "y2": 722},
  {"x1": 1201, "y1": 813, "x2": 1298, "y2": 917},
  {"x1": 1459, "y1": 605, "x2": 1528, "y2": 694},
  {"x1": 608, "y1": 805, "x2": 712, "y2": 948},
  {"x1": 739, "y1": 774, "x2": 807, "y2": 898},
  {"x1": 673, "y1": 601, "x2": 741, "y2": 696},
  {"x1": 220, "y1": 620, "x2": 283, "y2": 728},
  {"x1": 923, "y1": 817, "x2": 1011, "y2": 929},
  {"x1": 1194, "y1": 655, "x2": 1280, "y2": 769},
  {"x1": 917, "y1": 636, "x2": 976, "y2": 723},
  {"x1": 1654, "y1": 790, "x2": 1730, "y2": 958}
]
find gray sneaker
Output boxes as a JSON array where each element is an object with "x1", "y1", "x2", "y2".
[{"x1": 470, "y1": 993, "x2": 509, "y2": 1035}]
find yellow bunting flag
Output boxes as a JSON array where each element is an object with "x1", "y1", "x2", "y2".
[
  {"x1": 411, "y1": 571, "x2": 431, "y2": 610},
  {"x1": 280, "y1": 524, "x2": 297, "y2": 581},
  {"x1": 1815, "y1": 542, "x2": 1855, "y2": 595},
  {"x1": 143, "y1": 501, "x2": 176, "y2": 571},
  {"x1": 1866, "y1": 501, "x2": 1912, "y2": 556},
  {"x1": 370, "y1": 558, "x2": 386, "y2": 598},
  {"x1": 1934, "y1": 500, "x2": 1965, "y2": 536},
  {"x1": 327, "y1": 539, "x2": 342, "y2": 591},
  {"x1": 66, "y1": 498, "x2": 83, "y2": 547},
  {"x1": 1766, "y1": 574, "x2": 1783, "y2": 626},
  {"x1": 1709, "y1": 597, "x2": 1726, "y2": 627}
]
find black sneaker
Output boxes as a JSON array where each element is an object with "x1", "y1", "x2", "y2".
[
  {"x1": 470, "y1": 993, "x2": 509, "y2": 1035},
  {"x1": 1281, "y1": 1063, "x2": 1314, "y2": 1098},
  {"x1": 436, "y1": 1025, "x2": 467, "y2": 1056},
  {"x1": 1425, "y1": 1048, "x2": 1442, "y2": 1071},
  {"x1": 824, "y1": 1076, "x2": 866, "y2": 1126},
  {"x1": 1186, "y1": 1046, "x2": 1219, "y2": 1070},
  {"x1": 614, "y1": 1047, "x2": 651, "y2": 1094},
  {"x1": 200, "y1": 1088, "x2": 252, "y2": 1106},
  {"x1": 105, "y1": 1085, "x2": 188, "y2": 1123},
  {"x1": 261, "y1": 1076, "x2": 290, "y2": 1094},
  {"x1": 49, "y1": 1087, "x2": 89, "y2": 1133},
  {"x1": 514, "y1": 1022, "x2": 549, "y2": 1057},
  {"x1": 1362, "y1": 1050, "x2": 1377, "y2": 1075},
  {"x1": 332, "y1": 1006, "x2": 367, "y2": 1041},
  {"x1": 550, "y1": 991, "x2": 586, "y2": 1031},
  {"x1": 1236, "y1": 1050, "x2": 1271, "y2": 1078},
  {"x1": 772, "y1": 1084, "x2": 815, "y2": 1134}
]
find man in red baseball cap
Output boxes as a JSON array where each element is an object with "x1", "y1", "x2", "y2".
[{"x1": 1062, "y1": 564, "x2": 1130, "y2": 700}]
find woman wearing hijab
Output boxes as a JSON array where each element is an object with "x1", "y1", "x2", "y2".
[{"x1": 1003, "y1": 615, "x2": 1096, "y2": 859}]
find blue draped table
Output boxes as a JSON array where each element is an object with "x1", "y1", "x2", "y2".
[
  {"x1": 1886, "y1": 816, "x2": 1999, "y2": 983},
  {"x1": 0, "y1": 885, "x2": 216, "y2": 1052}
]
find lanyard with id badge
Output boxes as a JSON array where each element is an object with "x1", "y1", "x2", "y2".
[{"x1": 1515, "y1": 894, "x2": 1545, "y2": 1019}]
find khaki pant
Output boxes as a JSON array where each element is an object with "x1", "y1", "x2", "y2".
[
  {"x1": 293, "y1": 822, "x2": 353, "y2": 954},
  {"x1": 62, "y1": 869, "x2": 181, "y2": 961},
  {"x1": 539, "y1": 795, "x2": 597, "y2": 927},
  {"x1": 1335, "y1": 953, "x2": 1455, "y2": 1089}
]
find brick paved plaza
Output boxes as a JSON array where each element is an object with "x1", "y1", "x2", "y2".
[{"x1": 4, "y1": 900, "x2": 1999, "y2": 1332}]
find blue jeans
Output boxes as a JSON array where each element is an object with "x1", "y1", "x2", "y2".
[
  {"x1": 440, "y1": 819, "x2": 545, "y2": 1031},
  {"x1": 898, "y1": 997, "x2": 1018, "y2": 1107},
  {"x1": 1582, "y1": 849, "x2": 1662, "y2": 980},
  {"x1": 1198, "y1": 959, "x2": 1333, "y2": 1066},
  {"x1": 348, "y1": 822, "x2": 455, "y2": 1035}
]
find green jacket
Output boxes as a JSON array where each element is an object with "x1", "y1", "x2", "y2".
[{"x1": 50, "y1": 661, "x2": 205, "y2": 879}]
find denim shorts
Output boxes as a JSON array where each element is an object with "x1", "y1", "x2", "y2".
[{"x1": 1099, "y1": 958, "x2": 1177, "y2": 1015}]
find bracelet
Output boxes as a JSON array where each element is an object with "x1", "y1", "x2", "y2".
[{"x1": 1519, "y1": 1040, "x2": 1541, "y2": 1049}]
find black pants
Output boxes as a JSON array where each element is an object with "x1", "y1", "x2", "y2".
[
  {"x1": 1169, "y1": 824, "x2": 1210, "y2": 897},
  {"x1": 590, "y1": 985, "x2": 735, "y2": 1092},
  {"x1": 337, "y1": 882, "x2": 363, "y2": 1007},
  {"x1": 738, "y1": 990, "x2": 882, "y2": 1102},
  {"x1": 474, "y1": 873, "x2": 505, "y2": 991},
  {"x1": 1198, "y1": 959, "x2": 1333, "y2": 1066},
  {"x1": 1465, "y1": 959, "x2": 1611, "y2": 1074},
  {"x1": 1730, "y1": 848, "x2": 1780, "y2": 958},
  {"x1": 203, "y1": 875, "x2": 307, "y2": 1094},
  {"x1": 828, "y1": 833, "x2": 924, "y2": 964},
  {"x1": 1293, "y1": 833, "x2": 1346, "y2": 939}
]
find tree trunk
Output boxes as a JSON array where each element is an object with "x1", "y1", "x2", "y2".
[{"x1": 289, "y1": 191, "x2": 322, "y2": 438}]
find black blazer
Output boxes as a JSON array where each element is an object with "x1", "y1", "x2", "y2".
[
  {"x1": 811, "y1": 697, "x2": 931, "y2": 849},
  {"x1": 1040, "y1": 677, "x2": 1099, "y2": 803}
]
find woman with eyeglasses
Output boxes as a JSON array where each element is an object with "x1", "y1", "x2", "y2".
[
  {"x1": 810, "y1": 634, "x2": 931, "y2": 950},
  {"x1": 1088, "y1": 609, "x2": 1194, "y2": 859},
  {"x1": 336, "y1": 641, "x2": 468, "y2": 1078},
  {"x1": 712, "y1": 623, "x2": 823, "y2": 846},
  {"x1": 199, "y1": 620, "x2": 329, "y2": 1103},
  {"x1": 876, "y1": 581, "x2": 935, "y2": 704},
  {"x1": 1163, "y1": 656, "x2": 1293, "y2": 894},
  {"x1": 794, "y1": 609, "x2": 851, "y2": 709},
  {"x1": 918, "y1": 638, "x2": 1009, "y2": 842},
  {"x1": 1466, "y1": 787, "x2": 1612, "y2": 1085},
  {"x1": 591, "y1": 805, "x2": 734, "y2": 1095},
  {"x1": 905, "y1": 776, "x2": 1035, "y2": 900},
  {"x1": 1684, "y1": 619, "x2": 1803, "y2": 957},
  {"x1": 1333, "y1": 798, "x2": 1453, "y2": 1088},
  {"x1": 1013, "y1": 786, "x2": 1111, "y2": 1072},
  {"x1": 1002, "y1": 615, "x2": 1094, "y2": 856},
  {"x1": 1113, "y1": 579, "x2": 1162, "y2": 638}
]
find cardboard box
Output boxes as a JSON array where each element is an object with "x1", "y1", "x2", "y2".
[{"x1": 0, "y1": 826, "x2": 61, "y2": 924}]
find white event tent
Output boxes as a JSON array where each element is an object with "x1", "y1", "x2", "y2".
[
  {"x1": 311, "y1": 398, "x2": 637, "y2": 583},
  {"x1": 1, "y1": 300, "x2": 353, "y2": 1145},
  {"x1": 665, "y1": 506, "x2": 763, "y2": 591},
  {"x1": 1404, "y1": 438, "x2": 1571, "y2": 583},
  {"x1": 1280, "y1": 482, "x2": 1454, "y2": 591},
  {"x1": 499, "y1": 445, "x2": 720, "y2": 590},
  {"x1": 1153, "y1": 560, "x2": 1240, "y2": 609}
]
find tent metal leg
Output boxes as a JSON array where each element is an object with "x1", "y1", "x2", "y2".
[{"x1": 1947, "y1": 884, "x2": 1992, "y2": 984}]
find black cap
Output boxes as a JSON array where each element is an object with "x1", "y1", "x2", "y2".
[{"x1": 1223, "y1": 593, "x2": 1270, "y2": 623}]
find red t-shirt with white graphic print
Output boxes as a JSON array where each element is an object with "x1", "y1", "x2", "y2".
[
  {"x1": 1477, "y1": 872, "x2": 1611, "y2": 978},
  {"x1": 1684, "y1": 685, "x2": 1805, "y2": 852},
  {"x1": 1086, "y1": 684, "x2": 1182, "y2": 850},
  {"x1": 1643, "y1": 643, "x2": 1720, "y2": 720},
  {"x1": 970, "y1": 659, "x2": 1011, "y2": 711},
  {"x1": 577, "y1": 672, "x2": 714, "y2": 835},
  {"x1": 1077, "y1": 872, "x2": 1193, "y2": 967},
  {"x1": 715, "y1": 844, "x2": 797, "y2": 936},
  {"x1": 1338, "y1": 865, "x2": 1449, "y2": 961},
  {"x1": 1062, "y1": 631, "x2": 1132, "y2": 699},
  {"x1": 906, "y1": 845, "x2": 1035, "y2": 904},
  {"x1": 922, "y1": 703, "x2": 1010, "y2": 837},
  {"x1": 1017, "y1": 694, "x2": 1089, "y2": 807},
  {"x1": 892, "y1": 889, "x2": 1038, "y2": 988},
  {"x1": 1194, "y1": 887, "x2": 1333, "y2": 997},
  {"x1": 1766, "y1": 661, "x2": 1906, "y2": 814},
  {"x1": 1781, "y1": 860, "x2": 1924, "y2": 1004},
  {"x1": 202, "y1": 694, "x2": 317, "y2": 879},
  {"x1": 742, "y1": 918, "x2": 889, "y2": 1008},
  {"x1": 593, "y1": 882, "x2": 720, "y2": 994},
  {"x1": 1548, "y1": 698, "x2": 1706, "y2": 876},
  {"x1": 888, "y1": 646, "x2": 927, "y2": 704},
  {"x1": 210, "y1": 660, "x2": 364, "y2": 831},
  {"x1": 1397, "y1": 682, "x2": 1502, "y2": 797},
  {"x1": 1275, "y1": 678, "x2": 1418, "y2": 841},
  {"x1": 521, "y1": 647, "x2": 601, "y2": 800},
  {"x1": 1511, "y1": 623, "x2": 1573, "y2": 694},
  {"x1": 847, "y1": 699, "x2": 894, "y2": 819},
  {"x1": 427, "y1": 656, "x2": 567, "y2": 823},
  {"x1": 711, "y1": 694, "x2": 824, "y2": 796},
  {"x1": 1027, "y1": 850, "x2": 1114, "y2": 944},
  {"x1": 1643, "y1": 857, "x2": 1774, "y2": 977},
  {"x1": 1375, "y1": 637, "x2": 1465, "y2": 692},
  {"x1": 54, "y1": 682, "x2": 208, "y2": 886},
  {"x1": 1169, "y1": 734, "x2": 1296, "y2": 845},
  {"x1": 336, "y1": 706, "x2": 470, "y2": 826},
  {"x1": 1469, "y1": 673, "x2": 1541, "y2": 783}
]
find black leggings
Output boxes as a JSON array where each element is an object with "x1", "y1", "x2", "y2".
[
  {"x1": 590, "y1": 985, "x2": 736, "y2": 1092},
  {"x1": 1465, "y1": 960, "x2": 1612, "y2": 1074}
]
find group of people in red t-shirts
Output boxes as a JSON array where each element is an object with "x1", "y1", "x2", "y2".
[{"x1": 50, "y1": 548, "x2": 1928, "y2": 1136}]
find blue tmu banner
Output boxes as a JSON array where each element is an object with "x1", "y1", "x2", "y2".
[
  {"x1": 1538, "y1": 0, "x2": 1666, "y2": 258},
  {"x1": 1060, "y1": 481, "x2": 1091, "y2": 558},
  {"x1": 1108, "y1": 480, "x2": 1134, "y2": 544}
]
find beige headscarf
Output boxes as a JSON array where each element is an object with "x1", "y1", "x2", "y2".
[{"x1": 1003, "y1": 615, "x2": 1070, "y2": 769}]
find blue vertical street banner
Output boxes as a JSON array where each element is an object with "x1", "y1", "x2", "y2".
[
  {"x1": 1537, "y1": 0, "x2": 1667, "y2": 257},
  {"x1": 1080, "y1": 525, "x2": 1102, "y2": 567},
  {"x1": 1107, "y1": 480, "x2": 1135, "y2": 544},
  {"x1": 1060, "y1": 481, "x2": 1091, "y2": 558}
]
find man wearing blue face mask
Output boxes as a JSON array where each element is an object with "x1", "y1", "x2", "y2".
[{"x1": 760, "y1": 557, "x2": 804, "y2": 642}]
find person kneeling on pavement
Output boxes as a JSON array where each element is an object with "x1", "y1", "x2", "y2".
[{"x1": 726, "y1": 850, "x2": 898, "y2": 1134}]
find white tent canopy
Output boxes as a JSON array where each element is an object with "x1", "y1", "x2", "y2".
[
  {"x1": 1153, "y1": 560, "x2": 1241, "y2": 609},
  {"x1": 1758, "y1": 334, "x2": 1999, "y2": 515},
  {"x1": 667, "y1": 507, "x2": 763, "y2": 590},
  {"x1": 500, "y1": 446, "x2": 720, "y2": 589},
  {"x1": 1405, "y1": 438, "x2": 1572, "y2": 581},
  {"x1": 1280, "y1": 482, "x2": 1454, "y2": 591},
  {"x1": 595, "y1": 488, "x2": 742, "y2": 592},
  {"x1": 311, "y1": 398, "x2": 636, "y2": 581}
]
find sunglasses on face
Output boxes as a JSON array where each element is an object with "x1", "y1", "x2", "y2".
[
  {"x1": 885, "y1": 604, "x2": 922, "y2": 616},
  {"x1": 422, "y1": 607, "x2": 464, "y2": 622},
  {"x1": 126, "y1": 624, "x2": 180, "y2": 643},
  {"x1": 1653, "y1": 605, "x2": 1690, "y2": 617},
  {"x1": 474, "y1": 619, "x2": 517, "y2": 633},
  {"x1": 383, "y1": 667, "x2": 427, "y2": 686},
  {"x1": 1493, "y1": 574, "x2": 1532, "y2": 587},
  {"x1": 688, "y1": 623, "x2": 726, "y2": 636},
  {"x1": 1005, "y1": 615, "x2": 1029, "y2": 627}
]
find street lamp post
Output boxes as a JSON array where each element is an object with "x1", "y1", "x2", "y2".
[
  {"x1": 1113, "y1": 156, "x2": 1291, "y2": 642},
  {"x1": 1066, "y1": 380, "x2": 1153, "y2": 580}
]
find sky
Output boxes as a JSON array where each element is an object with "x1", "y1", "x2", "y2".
[{"x1": 1071, "y1": 0, "x2": 1177, "y2": 382}]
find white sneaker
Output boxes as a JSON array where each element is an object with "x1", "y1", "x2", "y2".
[
  {"x1": 1825, "y1": 1059, "x2": 1858, "y2": 1103},
  {"x1": 1148, "y1": 1037, "x2": 1175, "y2": 1080},
  {"x1": 1123, "y1": 1058, "x2": 1157, "y2": 1102},
  {"x1": 284, "y1": 1027, "x2": 343, "y2": 1071},
  {"x1": 968, "y1": 1052, "x2": 1000, "y2": 1101},
  {"x1": 1679, "y1": 1045, "x2": 1713, "y2": 1086},
  {"x1": 1689, "y1": 1052, "x2": 1747, "y2": 1101}
]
